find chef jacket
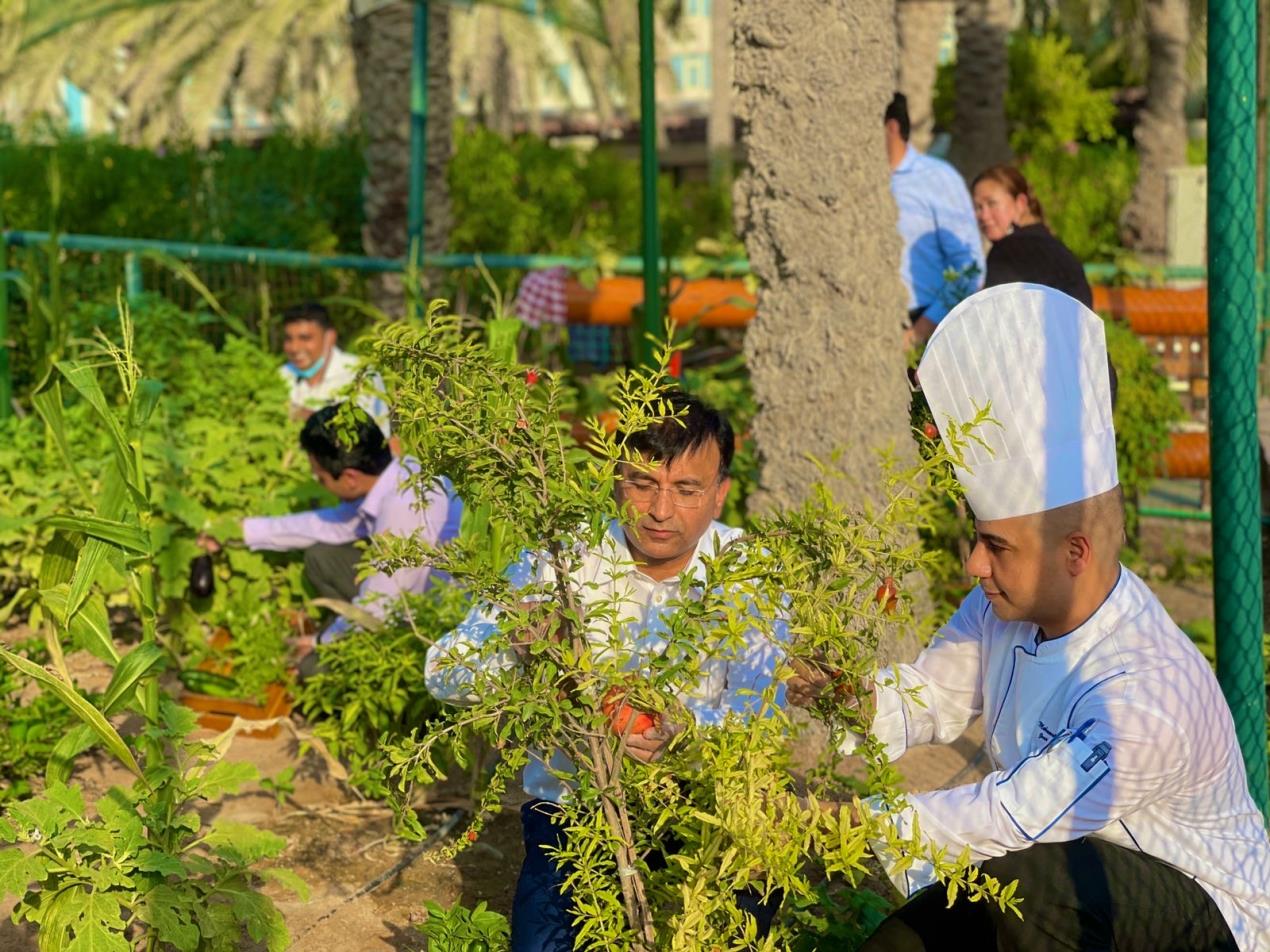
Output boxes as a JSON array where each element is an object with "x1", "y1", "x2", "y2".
[{"x1": 865, "y1": 566, "x2": 1270, "y2": 949}]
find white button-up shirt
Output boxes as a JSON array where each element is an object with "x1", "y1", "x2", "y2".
[
  {"x1": 279, "y1": 346, "x2": 392, "y2": 436},
  {"x1": 867, "y1": 567, "x2": 1270, "y2": 949},
  {"x1": 242, "y1": 458, "x2": 462, "y2": 638},
  {"x1": 891, "y1": 144, "x2": 985, "y2": 321},
  {"x1": 425, "y1": 519, "x2": 786, "y2": 803}
]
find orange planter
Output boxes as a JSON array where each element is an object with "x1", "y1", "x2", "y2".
[
  {"x1": 1158, "y1": 430, "x2": 1210, "y2": 479},
  {"x1": 180, "y1": 682, "x2": 293, "y2": 738},
  {"x1": 178, "y1": 628, "x2": 292, "y2": 738},
  {"x1": 565, "y1": 276, "x2": 755, "y2": 328}
]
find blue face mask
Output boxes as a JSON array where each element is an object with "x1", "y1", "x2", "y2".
[{"x1": 284, "y1": 352, "x2": 327, "y2": 380}]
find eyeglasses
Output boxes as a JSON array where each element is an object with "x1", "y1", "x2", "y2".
[{"x1": 619, "y1": 478, "x2": 715, "y2": 510}]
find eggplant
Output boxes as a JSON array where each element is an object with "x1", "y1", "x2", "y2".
[{"x1": 189, "y1": 553, "x2": 215, "y2": 598}]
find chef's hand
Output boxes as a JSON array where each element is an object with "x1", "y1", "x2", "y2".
[{"x1": 787, "y1": 656, "x2": 833, "y2": 707}]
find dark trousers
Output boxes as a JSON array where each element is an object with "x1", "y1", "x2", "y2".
[
  {"x1": 512, "y1": 799, "x2": 782, "y2": 952},
  {"x1": 303, "y1": 542, "x2": 361, "y2": 602},
  {"x1": 861, "y1": 837, "x2": 1238, "y2": 952},
  {"x1": 298, "y1": 543, "x2": 361, "y2": 681}
]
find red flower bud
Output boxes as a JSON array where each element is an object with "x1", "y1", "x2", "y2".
[{"x1": 525, "y1": 369, "x2": 540, "y2": 386}]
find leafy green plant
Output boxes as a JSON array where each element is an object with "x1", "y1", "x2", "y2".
[
  {"x1": 295, "y1": 588, "x2": 469, "y2": 798},
  {"x1": 0, "y1": 305, "x2": 305, "y2": 950},
  {"x1": 414, "y1": 899, "x2": 510, "y2": 952},
  {"x1": 359, "y1": 302, "x2": 1015, "y2": 949},
  {"x1": 1020, "y1": 141, "x2": 1138, "y2": 263},
  {"x1": 1006, "y1": 31, "x2": 1116, "y2": 157},
  {"x1": 0, "y1": 710, "x2": 306, "y2": 952},
  {"x1": 0, "y1": 640, "x2": 85, "y2": 803},
  {"x1": 1103, "y1": 317, "x2": 1184, "y2": 542}
]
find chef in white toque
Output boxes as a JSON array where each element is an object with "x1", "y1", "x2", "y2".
[{"x1": 797, "y1": 283, "x2": 1270, "y2": 952}]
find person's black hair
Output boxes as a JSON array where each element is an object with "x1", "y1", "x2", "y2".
[
  {"x1": 623, "y1": 390, "x2": 734, "y2": 478},
  {"x1": 884, "y1": 92, "x2": 911, "y2": 141},
  {"x1": 300, "y1": 403, "x2": 392, "y2": 478},
  {"x1": 282, "y1": 301, "x2": 333, "y2": 331}
]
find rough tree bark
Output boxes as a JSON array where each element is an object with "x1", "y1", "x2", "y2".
[
  {"x1": 896, "y1": 0, "x2": 951, "y2": 151},
  {"x1": 948, "y1": 0, "x2": 1012, "y2": 177},
  {"x1": 1119, "y1": 0, "x2": 1190, "y2": 257},
  {"x1": 351, "y1": 0, "x2": 452, "y2": 311},
  {"x1": 734, "y1": 0, "x2": 914, "y2": 518}
]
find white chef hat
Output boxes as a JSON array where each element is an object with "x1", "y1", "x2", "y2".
[{"x1": 917, "y1": 283, "x2": 1119, "y2": 521}]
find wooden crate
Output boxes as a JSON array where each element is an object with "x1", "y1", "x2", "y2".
[
  {"x1": 179, "y1": 682, "x2": 293, "y2": 738},
  {"x1": 177, "y1": 627, "x2": 293, "y2": 739}
]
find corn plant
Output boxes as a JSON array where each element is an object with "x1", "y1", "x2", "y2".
[
  {"x1": 361, "y1": 302, "x2": 1016, "y2": 951},
  {"x1": 0, "y1": 303, "x2": 305, "y2": 951}
]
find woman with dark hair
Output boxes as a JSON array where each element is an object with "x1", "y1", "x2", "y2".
[{"x1": 971, "y1": 164, "x2": 1093, "y2": 309}]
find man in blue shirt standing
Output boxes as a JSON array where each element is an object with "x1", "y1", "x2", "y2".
[{"x1": 886, "y1": 93, "x2": 984, "y2": 349}]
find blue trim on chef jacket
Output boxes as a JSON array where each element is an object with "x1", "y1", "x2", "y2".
[{"x1": 1000, "y1": 764, "x2": 1112, "y2": 842}]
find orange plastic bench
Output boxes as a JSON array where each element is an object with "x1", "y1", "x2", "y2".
[
  {"x1": 565, "y1": 276, "x2": 756, "y2": 327},
  {"x1": 1092, "y1": 286, "x2": 1208, "y2": 336}
]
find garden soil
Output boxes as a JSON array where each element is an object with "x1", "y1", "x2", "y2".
[{"x1": 0, "y1": 576, "x2": 1214, "y2": 951}]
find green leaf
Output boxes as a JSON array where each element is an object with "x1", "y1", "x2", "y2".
[
  {"x1": 42, "y1": 515, "x2": 150, "y2": 555},
  {"x1": 189, "y1": 761, "x2": 258, "y2": 802},
  {"x1": 137, "y1": 884, "x2": 199, "y2": 952},
  {"x1": 100, "y1": 643, "x2": 166, "y2": 714},
  {"x1": 259, "y1": 867, "x2": 309, "y2": 901},
  {"x1": 79, "y1": 890, "x2": 127, "y2": 931},
  {"x1": 31, "y1": 380, "x2": 91, "y2": 505},
  {"x1": 39, "y1": 531, "x2": 81, "y2": 591},
  {"x1": 8, "y1": 795, "x2": 69, "y2": 839},
  {"x1": 46, "y1": 724, "x2": 99, "y2": 787},
  {"x1": 224, "y1": 884, "x2": 290, "y2": 952},
  {"x1": 202, "y1": 822, "x2": 287, "y2": 866},
  {"x1": 41, "y1": 588, "x2": 118, "y2": 665},
  {"x1": 65, "y1": 919, "x2": 130, "y2": 952},
  {"x1": 0, "y1": 848, "x2": 41, "y2": 898},
  {"x1": 95, "y1": 790, "x2": 144, "y2": 856},
  {"x1": 43, "y1": 781, "x2": 85, "y2": 821},
  {"x1": 66, "y1": 468, "x2": 129, "y2": 623},
  {"x1": 0, "y1": 646, "x2": 143, "y2": 780},
  {"x1": 135, "y1": 850, "x2": 185, "y2": 878},
  {"x1": 129, "y1": 379, "x2": 164, "y2": 431},
  {"x1": 56, "y1": 361, "x2": 136, "y2": 488}
]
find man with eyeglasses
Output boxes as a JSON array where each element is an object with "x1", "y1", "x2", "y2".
[{"x1": 425, "y1": 390, "x2": 785, "y2": 952}]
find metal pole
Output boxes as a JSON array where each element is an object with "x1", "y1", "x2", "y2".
[
  {"x1": 0, "y1": 267, "x2": 10, "y2": 422},
  {"x1": 0, "y1": 178, "x2": 10, "y2": 421},
  {"x1": 638, "y1": 0, "x2": 663, "y2": 368},
  {"x1": 124, "y1": 252, "x2": 143, "y2": 302},
  {"x1": 407, "y1": 0, "x2": 429, "y2": 266},
  {"x1": 1208, "y1": 0, "x2": 1269, "y2": 818}
]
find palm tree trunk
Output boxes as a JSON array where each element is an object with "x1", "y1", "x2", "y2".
[
  {"x1": 708, "y1": 0, "x2": 733, "y2": 183},
  {"x1": 948, "y1": 0, "x2": 1011, "y2": 176},
  {"x1": 574, "y1": 39, "x2": 616, "y2": 131},
  {"x1": 896, "y1": 0, "x2": 952, "y2": 151},
  {"x1": 734, "y1": 0, "x2": 914, "y2": 512},
  {"x1": 1119, "y1": 0, "x2": 1189, "y2": 257},
  {"x1": 352, "y1": 0, "x2": 452, "y2": 309}
]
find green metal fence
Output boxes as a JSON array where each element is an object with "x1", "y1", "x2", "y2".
[{"x1": 1209, "y1": 0, "x2": 1269, "y2": 816}]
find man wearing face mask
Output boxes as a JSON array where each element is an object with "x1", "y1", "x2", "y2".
[{"x1": 279, "y1": 301, "x2": 391, "y2": 437}]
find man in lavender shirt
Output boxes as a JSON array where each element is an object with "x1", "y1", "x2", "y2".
[{"x1": 201, "y1": 403, "x2": 462, "y2": 674}]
